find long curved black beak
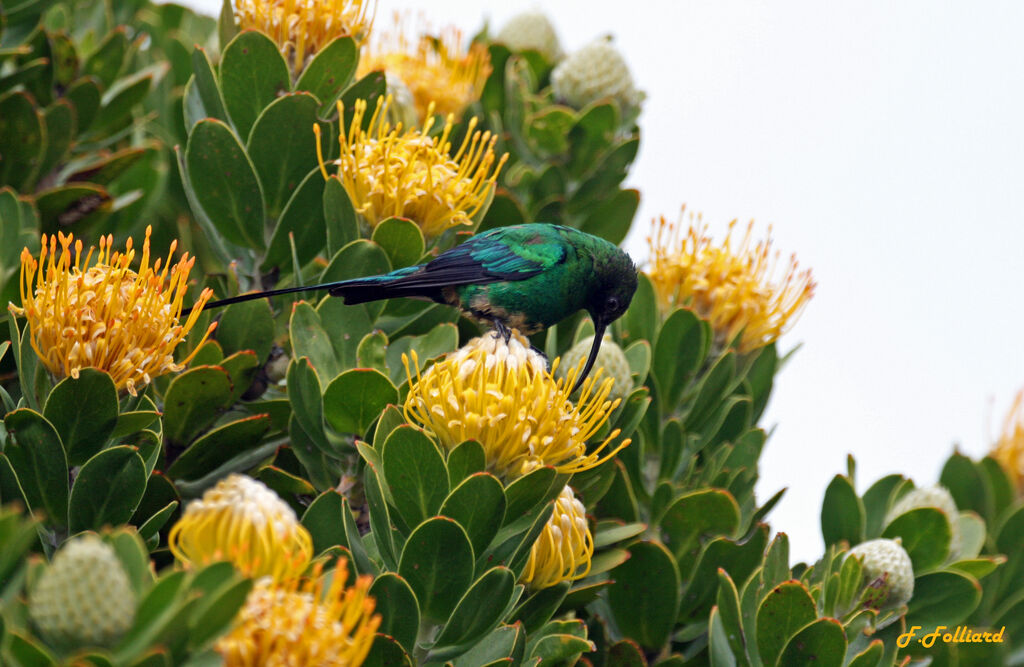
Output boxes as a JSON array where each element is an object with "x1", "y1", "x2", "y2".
[{"x1": 570, "y1": 318, "x2": 606, "y2": 395}]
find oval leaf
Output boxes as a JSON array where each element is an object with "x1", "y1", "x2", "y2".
[
  {"x1": 440, "y1": 473, "x2": 506, "y2": 558},
  {"x1": 778, "y1": 618, "x2": 846, "y2": 667},
  {"x1": 42, "y1": 368, "x2": 118, "y2": 466},
  {"x1": 755, "y1": 580, "x2": 819, "y2": 666},
  {"x1": 323, "y1": 368, "x2": 398, "y2": 435},
  {"x1": 382, "y1": 425, "x2": 449, "y2": 527},
  {"x1": 3, "y1": 409, "x2": 68, "y2": 525},
  {"x1": 398, "y1": 516, "x2": 475, "y2": 622},
  {"x1": 185, "y1": 118, "x2": 265, "y2": 249},
  {"x1": 247, "y1": 92, "x2": 322, "y2": 217},
  {"x1": 606, "y1": 540, "x2": 681, "y2": 650},
  {"x1": 369, "y1": 572, "x2": 420, "y2": 656},
  {"x1": 69, "y1": 446, "x2": 147, "y2": 533},
  {"x1": 220, "y1": 30, "x2": 290, "y2": 139}
]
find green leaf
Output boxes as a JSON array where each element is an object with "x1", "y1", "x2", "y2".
[
  {"x1": 434, "y1": 567, "x2": 517, "y2": 656},
  {"x1": 363, "y1": 634, "x2": 412, "y2": 667},
  {"x1": 323, "y1": 369, "x2": 398, "y2": 435},
  {"x1": 513, "y1": 582, "x2": 570, "y2": 635},
  {"x1": 302, "y1": 490, "x2": 348, "y2": 555},
  {"x1": 363, "y1": 460, "x2": 397, "y2": 568},
  {"x1": 580, "y1": 188, "x2": 638, "y2": 247},
  {"x1": 777, "y1": 618, "x2": 846, "y2": 667},
  {"x1": 504, "y1": 466, "x2": 560, "y2": 524},
  {"x1": 715, "y1": 570, "x2": 747, "y2": 665},
  {"x1": 83, "y1": 27, "x2": 127, "y2": 87},
  {"x1": 220, "y1": 351, "x2": 261, "y2": 403},
  {"x1": 189, "y1": 46, "x2": 227, "y2": 123},
  {"x1": 39, "y1": 99, "x2": 75, "y2": 178},
  {"x1": 451, "y1": 623, "x2": 526, "y2": 666},
  {"x1": 684, "y1": 351, "x2": 736, "y2": 432},
  {"x1": 372, "y1": 217, "x2": 426, "y2": 269},
  {"x1": 323, "y1": 176, "x2": 358, "y2": 257},
  {"x1": 214, "y1": 298, "x2": 274, "y2": 362},
  {"x1": 861, "y1": 473, "x2": 908, "y2": 539},
  {"x1": 607, "y1": 540, "x2": 681, "y2": 649},
  {"x1": 906, "y1": 570, "x2": 982, "y2": 627},
  {"x1": 69, "y1": 446, "x2": 147, "y2": 532},
  {"x1": 295, "y1": 35, "x2": 359, "y2": 107},
  {"x1": 755, "y1": 580, "x2": 818, "y2": 666},
  {"x1": 653, "y1": 308, "x2": 705, "y2": 411},
  {"x1": 290, "y1": 302, "x2": 341, "y2": 381},
  {"x1": 948, "y1": 556, "x2": 1003, "y2": 580},
  {"x1": 881, "y1": 507, "x2": 951, "y2": 572},
  {"x1": 5, "y1": 631, "x2": 59, "y2": 666},
  {"x1": 34, "y1": 182, "x2": 112, "y2": 234},
  {"x1": 846, "y1": 641, "x2": 885, "y2": 667},
  {"x1": 246, "y1": 92, "x2": 322, "y2": 217},
  {"x1": 0, "y1": 89, "x2": 45, "y2": 187},
  {"x1": 138, "y1": 501, "x2": 179, "y2": 542},
  {"x1": 368, "y1": 573, "x2": 420, "y2": 656},
  {"x1": 3, "y1": 409, "x2": 68, "y2": 525},
  {"x1": 381, "y1": 425, "x2": 448, "y2": 526},
  {"x1": 660, "y1": 489, "x2": 740, "y2": 570},
  {"x1": 162, "y1": 366, "x2": 233, "y2": 446},
  {"x1": 66, "y1": 76, "x2": 102, "y2": 133},
  {"x1": 185, "y1": 118, "x2": 265, "y2": 250},
  {"x1": 821, "y1": 474, "x2": 865, "y2": 547},
  {"x1": 526, "y1": 620, "x2": 594, "y2": 664},
  {"x1": 263, "y1": 167, "x2": 328, "y2": 271},
  {"x1": 446, "y1": 440, "x2": 486, "y2": 485},
  {"x1": 187, "y1": 575, "x2": 253, "y2": 650},
  {"x1": 42, "y1": 368, "x2": 118, "y2": 466},
  {"x1": 219, "y1": 30, "x2": 290, "y2": 139},
  {"x1": 440, "y1": 473, "x2": 506, "y2": 559},
  {"x1": 166, "y1": 415, "x2": 271, "y2": 480},
  {"x1": 356, "y1": 332, "x2": 388, "y2": 373},
  {"x1": 341, "y1": 496, "x2": 376, "y2": 576},
  {"x1": 940, "y1": 452, "x2": 988, "y2": 520},
  {"x1": 398, "y1": 516, "x2": 475, "y2": 622},
  {"x1": 286, "y1": 357, "x2": 330, "y2": 455}
]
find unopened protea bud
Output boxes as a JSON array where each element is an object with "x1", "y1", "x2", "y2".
[
  {"x1": 496, "y1": 10, "x2": 562, "y2": 62},
  {"x1": 551, "y1": 37, "x2": 640, "y2": 112},
  {"x1": 887, "y1": 485, "x2": 961, "y2": 559},
  {"x1": 29, "y1": 535, "x2": 136, "y2": 649},
  {"x1": 848, "y1": 538, "x2": 915, "y2": 608},
  {"x1": 556, "y1": 335, "x2": 632, "y2": 401}
]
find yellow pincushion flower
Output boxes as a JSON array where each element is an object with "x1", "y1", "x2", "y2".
[
  {"x1": 360, "y1": 17, "x2": 490, "y2": 120},
  {"x1": 315, "y1": 97, "x2": 508, "y2": 240},
  {"x1": 993, "y1": 389, "x2": 1024, "y2": 492},
  {"x1": 9, "y1": 227, "x2": 214, "y2": 396},
  {"x1": 403, "y1": 330, "x2": 629, "y2": 480},
  {"x1": 521, "y1": 485, "x2": 594, "y2": 589},
  {"x1": 646, "y1": 210, "x2": 816, "y2": 353},
  {"x1": 217, "y1": 559, "x2": 380, "y2": 667},
  {"x1": 234, "y1": 0, "x2": 376, "y2": 68},
  {"x1": 169, "y1": 474, "x2": 314, "y2": 582}
]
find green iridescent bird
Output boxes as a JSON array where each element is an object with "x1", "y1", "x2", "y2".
[{"x1": 197, "y1": 223, "x2": 638, "y2": 392}]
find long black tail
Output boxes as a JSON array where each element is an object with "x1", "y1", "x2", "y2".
[{"x1": 181, "y1": 280, "x2": 347, "y2": 316}]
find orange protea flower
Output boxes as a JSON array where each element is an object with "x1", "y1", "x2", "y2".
[
  {"x1": 168, "y1": 474, "x2": 314, "y2": 582},
  {"x1": 314, "y1": 96, "x2": 508, "y2": 239},
  {"x1": 646, "y1": 209, "x2": 816, "y2": 353},
  {"x1": 9, "y1": 227, "x2": 214, "y2": 396},
  {"x1": 521, "y1": 485, "x2": 594, "y2": 589},
  {"x1": 234, "y1": 0, "x2": 376, "y2": 67},
  {"x1": 216, "y1": 558, "x2": 381, "y2": 667},
  {"x1": 360, "y1": 16, "x2": 490, "y2": 120},
  {"x1": 993, "y1": 389, "x2": 1024, "y2": 492},
  {"x1": 403, "y1": 330, "x2": 628, "y2": 480}
]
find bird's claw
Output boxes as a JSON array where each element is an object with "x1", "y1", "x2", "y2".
[{"x1": 491, "y1": 319, "x2": 512, "y2": 343}]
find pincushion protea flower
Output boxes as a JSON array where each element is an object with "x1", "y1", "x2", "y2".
[
  {"x1": 315, "y1": 96, "x2": 507, "y2": 240},
  {"x1": 552, "y1": 37, "x2": 639, "y2": 111},
  {"x1": 647, "y1": 210, "x2": 815, "y2": 353},
  {"x1": 521, "y1": 485, "x2": 594, "y2": 589},
  {"x1": 993, "y1": 389, "x2": 1024, "y2": 492},
  {"x1": 403, "y1": 331, "x2": 629, "y2": 480},
  {"x1": 233, "y1": 0, "x2": 376, "y2": 68},
  {"x1": 360, "y1": 16, "x2": 490, "y2": 120},
  {"x1": 216, "y1": 558, "x2": 380, "y2": 667},
  {"x1": 9, "y1": 226, "x2": 215, "y2": 396},
  {"x1": 848, "y1": 538, "x2": 915, "y2": 609},
  {"x1": 169, "y1": 474, "x2": 314, "y2": 582}
]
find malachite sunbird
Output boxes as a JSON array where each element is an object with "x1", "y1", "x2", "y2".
[{"x1": 194, "y1": 223, "x2": 639, "y2": 392}]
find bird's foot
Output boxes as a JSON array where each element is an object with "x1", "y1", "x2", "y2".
[{"x1": 491, "y1": 319, "x2": 513, "y2": 344}]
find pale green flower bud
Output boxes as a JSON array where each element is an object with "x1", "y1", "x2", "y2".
[
  {"x1": 848, "y1": 537, "x2": 915, "y2": 608},
  {"x1": 29, "y1": 535, "x2": 137, "y2": 649},
  {"x1": 551, "y1": 38, "x2": 640, "y2": 112},
  {"x1": 497, "y1": 10, "x2": 563, "y2": 62},
  {"x1": 556, "y1": 334, "x2": 633, "y2": 401}
]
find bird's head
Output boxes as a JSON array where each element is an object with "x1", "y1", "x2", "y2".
[{"x1": 573, "y1": 246, "x2": 639, "y2": 394}]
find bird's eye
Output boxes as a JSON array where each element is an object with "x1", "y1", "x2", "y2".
[{"x1": 606, "y1": 296, "x2": 619, "y2": 311}]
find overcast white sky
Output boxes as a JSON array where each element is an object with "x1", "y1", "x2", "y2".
[{"x1": 179, "y1": 0, "x2": 1024, "y2": 562}]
